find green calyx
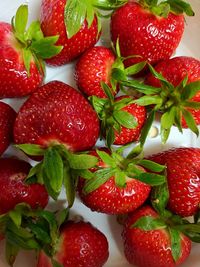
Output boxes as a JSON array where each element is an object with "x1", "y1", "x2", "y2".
[
  {"x1": 12, "y1": 5, "x2": 63, "y2": 76},
  {"x1": 139, "y1": 0, "x2": 194, "y2": 18},
  {"x1": 16, "y1": 144, "x2": 98, "y2": 207},
  {"x1": 119, "y1": 64, "x2": 200, "y2": 145},
  {"x1": 0, "y1": 203, "x2": 69, "y2": 267},
  {"x1": 64, "y1": 0, "x2": 128, "y2": 38},
  {"x1": 83, "y1": 146, "x2": 166, "y2": 194}
]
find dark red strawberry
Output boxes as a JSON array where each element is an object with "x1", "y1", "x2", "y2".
[
  {"x1": 110, "y1": 1, "x2": 193, "y2": 68},
  {"x1": 78, "y1": 149, "x2": 165, "y2": 214},
  {"x1": 0, "y1": 102, "x2": 16, "y2": 156},
  {"x1": 148, "y1": 147, "x2": 200, "y2": 217},
  {"x1": 122, "y1": 205, "x2": 192, "y2": 267},
  {"x1": 145, "y1": 56, "x2": 200, "y2": 128},
  {"x1": 91, "y1": 90, "x2": 147, "y2": 147},
  {"x1": 75, "y1": 46, "x2": 116, "y2": 98},
  {"x1": 0, "y1": 5, "x2": 62, "y2": 98},
  {"x1": 14, "y1": 80, "x2": 99, "y2": 204},
  {"x1": 0, "y1": 157, "x2": 48, "y2": 215},
  {"x1": 37, "y1": 220, "x2": 109, "y2": 267},
  {"x1": 40, "y1": 0, "x2": 100, "y2": 66}
]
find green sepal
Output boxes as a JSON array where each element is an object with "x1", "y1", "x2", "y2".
[
  {"x1": 125, "y1": 61, "x2": 147, "y2": 76},
  {"x1": 132, "y1": 215, "x2": 166, "y2": 230},
  {"x1": 166, "y1": 0, "x2": 194, "y2": 16},
  {"x1": 22, "y1": 48, "x2": 32, "y2": 76},
  {"x1": 115, "y1": 170, "x2": 126, "y2": 187},
  {"x1": 160, "y1": 106, "x2": 176, "y2": 144},
  {"x1": 139, "y1": 110, "x2": 156, "y2": 147},
  {"x1": 5, "y1": 241, "x2": 19, "y2": 267},
  {"x1": 182, "y1": 108, "x2": 199, "y2": 136},
  {"x1": 181, "y1": 80, "x2": 200, "y2": 100},
  {"x1": 151, "y1": 181, "x2": 169, "y2": 215},
  {"x1": 68, "y1": 154, "x2": 98, "y2": 169},
  {"x1": 134, "y1": 172, "x2": 166, "y2": 186},
  {"x1": 12, "y1": 5, "x2": 28, "y2": 42},
  {"x1": 51, "y1": 259, "x2": 64, "y2": 267},
  {"x1": 138, "y1": 159, "x2": 166, "y2": 172},
  {"x1": 16, "y1": 143, "x2": 46, "y2": 156},
  {"x1": 168, "y1": 227, "x2": 182, "y2": 262},
  {"x1": 113, "y1": 110, "x2": 137, "y2": 129},
  {"x1": 96, "y1": 150, "x2": 117, "y2": 168},
  {"x1": 63, "y1": 166, "x2": 76, "y2": 208}
]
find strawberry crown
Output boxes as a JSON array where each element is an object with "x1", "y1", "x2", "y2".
[
  {"x1": 0, "y1": 203, "x2": 69, "y2": 267},
  {"x1": 12, "y1": 5, "x2": 63, "y2": 76},
  {"x1": 16, "y1": 144, "x2": 99, "y2": 207},
  {"x1": 113, "y1": 63, "x2": 200, "y2": 145},
  {"x1": 83, "y1": 146, "x2": 166, "y2": 194}
]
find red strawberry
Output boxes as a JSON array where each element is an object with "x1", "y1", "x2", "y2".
[
  {"x1": 75, "y1": 46, "x2": 116, "y2": 98},
  {"x1": 110, "y1": 1, "x2": 193, "y2": 68},
  {"x1": 13, "y1": 80, "x2": 99, "y2": 203},
  {"x1": 0, "y1": 157, "x2": 48, "y2": 215},
  {"x1": 0, "y1": 102, "x2": 16, "y2": 156},
  {"x1": 0, "y1": 5, "x2": 62, "y2": 98},
  {"x1": 145, "y1": 56, "x2": 200, "y2": 127},
  {"x1": 37, "y1": 220, "x2": 109, "y2": 267},
  {"x1": 78, "y1": 149, "x2": 165, "y2": 215},
  {"x1": 14, "y1": 80, "x2": 99, "y2": 152},
  {"x1": 148, "y1": 147, "x2": 200, "y2": 217},
  {"x1": 122, "y1": 205, "x2": 191, "y2": 267},
  {"x1": 40, "y1": 0, "x2": 100, "y2": 66},
  {"x1": 91, "y1": 93, "x2": 146, "y2": 147}
]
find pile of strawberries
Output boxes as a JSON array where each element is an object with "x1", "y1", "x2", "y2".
[{"x1": 0, "y1": 0, "x2": 200, "y2": 267}]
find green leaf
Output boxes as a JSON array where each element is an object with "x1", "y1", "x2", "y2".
[
  {"x1": 138, "y1": 159, "x2": 166, "y2": 172},
  {"x1": 132, "y1": 216, "x2": 166, "y2": 230},
  {"x1": 68, "y1": 154, "x2": 98, "y2": 169},
  {"x1": 182, "y1": 109, "x2": 199, "y2": 136},
  {"x1": 151, "y1": 182, "x2": 169, "y2": 215},
  {"x1": 83, "y1": 168, "x2": 115, "y2": 194},
  {"x1": 125, "y1": 61, "x2": 147, "y2": 76},
  {"x1": 113, "y1": 110, "x2": 137, "y2": 129},
  {"x1": 96, "y1": 150, "x2": 117, "y2": 168},
  {"x1": 16, "y1": 143, "x2": 45, "y2": 156},
  {"x1": 139, "y1": 110, "x2": 155, "y2": 147},
  {"x1": 14, "y1": 5, "x2": 28, "y2": 35},
  {"x1": 43, "y1": 147, "x2": 64, "y2": 194},
  {"x1": 115, "y1": 170, "x2": 126, "y2": 187},
  {"x1": 135, "y1": 172, "x2": 166, "y2": 186},
  {"x1": 181, "y1": 81, "x2": 200, "y2": 100},
  {"x1": 168, "y1": 227, "x2": 182, "y2": 262},
  {"x1": 167, "y1": 0, "x2": 194, "y2": 16}
]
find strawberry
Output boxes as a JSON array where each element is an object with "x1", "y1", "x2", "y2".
[
  {"x1": 37, "y1": 220, "x2": 109, "y2": 267},
  {"x1": 145, "y1": 56, "x2": 200, "y2": 128},
  {"x1": 78, "y1": 148, "x2": 166, "y2": 214},
  {"x1": 110, "y1": 0, "x2": 194, "y2": 68},
  {"x1": 75, "y1": 46, "x2": 116, "y2": 98},
  {"x1": 0, "y1": 157, "x2": 48, "y2": 215},
  {"x1": 0, "y1": 5, "x2": 62, "y2": 98},
  {"x1": 0, "y1": 102, "x2": 16, "y2": 156},
  {"x1": 148, "y1": 147, "x2": 200, "y2": 217},
  {"x1": 91, "y1": 88, "x2": 147, "y2": 147},
  {"x1": 122, "y1": 205, "x2": 192, "y2": 267},
  {"x1": 14, "y1": 80, "x2": 99, "y2": 204}
]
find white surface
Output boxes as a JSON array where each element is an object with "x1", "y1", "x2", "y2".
[{"x1": 0, "y1": 0, "x2": 200, "y2": 266}]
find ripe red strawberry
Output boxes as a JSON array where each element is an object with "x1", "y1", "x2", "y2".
[
  {"x1": 91, "y1": 92, "x2": 147, "y2": 147},
  {"x1": 148, "y1": 147, "x2": 200, "y2": 217},
  {"x1": 0, "y1": 5, "x2": 62, "y2": 98},
  {"x1": 14, "y1": 80, "x2": 99, "y2": 152},
  {"x1": 145, "y1": 56, "x2": 200, "y2": 127},
  {"x1": 37, "y1": 220, "x2": 109, "y2": 267},
  {"x1": 13, "y1": 80, "x2": 99, "y2": 203},
  {"x1": 110, "y1": 1, "x2": 193, "y2": 67},
  {"x1": 78, "y1": 149, "x2": 165, "y2": 215},
  {"x1": 122, "y1": 205, "x2": 191, "y2": 267},
  {"x1": 75, "y1": 46, "x2": 116, "y2": 98},
  {"x1": 0, "y1": 102, "x2": 16, "y2": 156},
  {"x1": 0, "y1": 157, "x2": 48, "y2": 215},
  {"x1": 40, "y1": 0, "x2": 100, "y2": 66}
]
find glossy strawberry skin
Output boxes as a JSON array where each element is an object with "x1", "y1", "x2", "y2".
[
  {"x1": 148, "y1": 147, "x2": 200, "y2": 217},
  {"x1": 110, "y1": 2, "x2": 184, "y2": 67},
  {"x1": 122, "y1": 206, "x2": 191, "y2": 267},
  {"x1": 114, "y1": 96, "x2": 147, "y2": 145},
  {"x1": 37, "y1": 220, "x2": 109, "y2": 267},
  {"x1": 0, "y1": 22, "x2": 43, "y2": 98},
  {"x1": 40, "y1": 0, "x2": 100, "y2": 66},
  {"x1": 145, "y1": 56, "x2": 200, "y2": 127},
  {"x1": 78, "y1": 150, "x2": 150, "y2": 215},
  {"x1": 14, "y1": 81, "x2": 99, "y2": 152},
  {"x1": 0, "y1": 101, "x2": 16, "y2": 155},
  {"x1": 75, "y1": 46, "x2": 116, "y2": 98},
  {"x1": 0, "y1": 158, "x2": 49, "y2": 215}
]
